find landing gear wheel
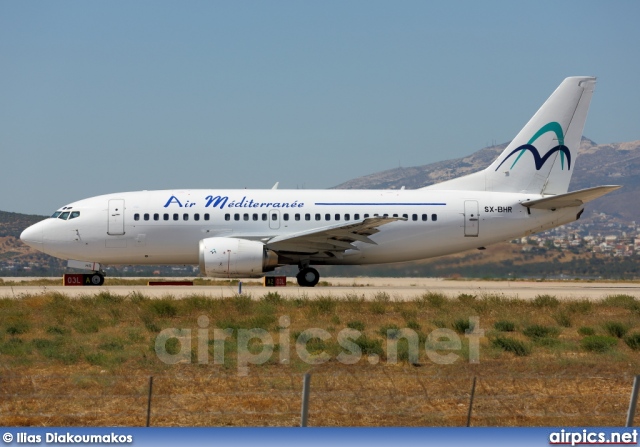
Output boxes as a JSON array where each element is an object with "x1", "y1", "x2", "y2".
[
  {"x1": 90, "y1": 273, "x2": 105, "y2": 286},
  {"x1": 296, "y1": 267, "x2": 320, "y2": 287}
]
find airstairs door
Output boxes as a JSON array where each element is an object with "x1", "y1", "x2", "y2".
[{"x1": 108, "y1": 199, "x2": 125, "y2": 235}]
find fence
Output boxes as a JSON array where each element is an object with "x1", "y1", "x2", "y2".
[{"x1": 1, "y1": 369, "x2": 639, "y2": 427}]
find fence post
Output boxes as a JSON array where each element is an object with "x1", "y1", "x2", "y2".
[
  {"x1": 238, "y1": 281, "x2": 242, "y2": 295},
  {"x1": 300, "y1": 373, "x2": 311, "y2": 427},
  {"x1": 466, "y1": 376, "x2": 477, "y2": 427},
  {"x1": 146, "y1": 376, "x2": 154, "y2": 427},
  {"x1": 626, "y1": 375, "x2": 640, "y2": 427}
]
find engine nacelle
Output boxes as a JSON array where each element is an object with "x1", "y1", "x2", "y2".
[{"x1": 199, "y1": 237, "x2": 279, "y2": 278}]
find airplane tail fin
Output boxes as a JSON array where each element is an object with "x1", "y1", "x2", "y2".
[{"x1": 424, "y1": 76, "x2": 596, "y2": 195}]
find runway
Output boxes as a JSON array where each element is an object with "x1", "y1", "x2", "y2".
[{"x1": 2, "y1": 277, "x2": 640, "y2": 300}]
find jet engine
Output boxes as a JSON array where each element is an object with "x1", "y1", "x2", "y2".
[{"x1": 199, "y1": 237, "x2": 279, "y2": 278}]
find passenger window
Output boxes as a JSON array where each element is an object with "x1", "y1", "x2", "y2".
[
  {"x1": 354, "y1": 214, "x2": 360, "y2": 220},
  {"x1": 412, "y1": 214, "x2": 418, "y2": 221},
  {"x1": 204, "y1": 214, "x2": 210, "y2": 221},
  {"x1": 432, "y1": 214, "x2": 438, "y2": 222},
  {"x1": 234, "y1": 214, "x2": 240, "y2": 221},
  {"x1": 173, "y1": 214, "x2": 179, "y2": 221},
  {"x1": 271, "y1": 213, "x2": 277, "y2": 221},
  {"x1": 325, "y1": 214, "x2": 330, "y2": 221},
  {"x1": 335, "y1": 214, "x2": 340, "y2": 221},
  {"x1": 305, "y1": 213, "x2": 311, "y2": 221},
  {"x1": 364, "y1": 214, "x2": 369, "y2": 218},
  {"x1": 253, "y1": 213, "x2": 258, "y2": 221},
  {"x1": 244, "y1": 214, "x2": 249, "y2": 221},
  {"x1": 345, "y1": 214, "x2": 350, "y2": 221},
  {"x1": 295, "y1": 214, "x2": 301, "y2": 221},
  {"x1": 134, "y1": 213, "x2": 140, "y2": 221},
  {"x1": 164, "y1": 213, "x2": 169, "y2": 221},
  {"x1": 183, "y1": 213, "x2": 189, "y2": 221},
  {"x1": 422, "y1": 214, "x2": 428, "y2": 221},
  {"x1": 194, "y1": 214, "x2": 200, "y2": 221},
  {"x1": 393, "y1": 214, "x2": 398, "y2": 218},
  {"x1": 383, "y1": 213, "x2": 388, "y2": 218},
  {"x1": 283, "y1": 213, "x2": 289, "y2": 221},
  {"x1": 154, "y1": 213, "x2": 159, "y2": 221},
  {"x1": 315, "y1": 214, "x2": 321, "y2": 221},
  {"x1": 144, "y1": 213, "x2": 150, "y2": 221},
  {"x1": 225, "y1": 214, "x2": 230, "y2": 221},
  {"x1": 69, "y1": 211, "x2": 80, "y2": 219},
  {"x1": 402, "y1": 214, "x2": 408, "y2": 219},
  {"x1": 261, "y1": 213, "x2": 267, "y2": 221}
]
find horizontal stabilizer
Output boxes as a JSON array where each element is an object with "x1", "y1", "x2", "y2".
[{"x1": 521, "y1": 185, "x2": 621, "y2": 210}]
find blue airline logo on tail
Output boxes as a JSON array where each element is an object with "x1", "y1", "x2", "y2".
[{"x1": 494, "y1": 122, "x2": 571, "y2": 171}]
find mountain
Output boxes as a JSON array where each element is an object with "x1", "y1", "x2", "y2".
[{"x1": 334, "y1": 138, "x2": 640, "y2": 222}]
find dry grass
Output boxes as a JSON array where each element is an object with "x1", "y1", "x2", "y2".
[{"x1": 1, "y1": 291, "x2": 640, "y2": 426}]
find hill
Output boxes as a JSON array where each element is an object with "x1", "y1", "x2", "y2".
[{"x1": 334, "y1": 138, "x2": 640, "y2": 222}]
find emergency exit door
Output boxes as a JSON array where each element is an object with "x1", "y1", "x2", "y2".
[{"x1": 464, "y1": 200, "x2": 479, "y2": 237}]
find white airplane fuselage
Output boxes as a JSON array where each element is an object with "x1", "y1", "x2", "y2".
[{"x1": 22, "y1": 188, "x2": 578, "y2": 266}]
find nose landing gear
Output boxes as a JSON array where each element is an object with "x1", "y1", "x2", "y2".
[{"x1": 89, "y1": 272, "x2": 105, "y2": 286}]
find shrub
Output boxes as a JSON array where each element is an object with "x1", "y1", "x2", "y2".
[
  {"x1": 567, "y1": 300, "x2": 592, "y2": 314},
  {"x1": 149, "y1": 300, "x2": 178, "y2": 318},
  {"x1": 261, "y1": 292, "x2": 283, "y2": 304},
  {"x1": 580, "y1": 335, "x2": 617, "y2": 353},
  {"x1": 373, "y1": 292, "x2": 391, "y2": 303},
  {"x1": 452, "y1": 318, "x2": 472, "y2": 334},
  {"x1": 353, "y1": 336, "x2": 384, "y2": 357},
  {"x1": 46, "y1": 326, "x2": 70, "y2": 335},
  {"x1": 420, "y1": 292, "x2": 447, "y2": 308},
  {"x1": 379, "y1": 324, "x2": 401, "y2": 339},
  {"x1": 624, "y1": 333, "x2": 640, "y2": 350},
  {"x1": 602, "y1": 294, "x2": 638, "y2": 310},
  {"x1": 494, "y1": 320, "x2": 516, "y2": 332},
  {"x1": 369, "y1": 302, "x2": 387, "y2": 315},
  {"x1": 523, "y1": 325, "x2": 559, "y2": 340},
  {"x1": 492, "y1": 336, "x2": 530, "y2": 356},
  {"x1": 553, "y1": 312, "x2": 572, "y2": 328},
  {"x1": 578, "y1": 326, "x2": 595, "y2": 336},
  {"x1": 6, "y1": 319, "x2": 30, "y2": 335},
  {"x1": 603, "y1": 322, "x2": 629, "y2": 338},
  {"x1": 406, "y1": 320, "x2": 421, "y2": 331},
  {"x1": 457, "y1": 294, "x2": 476, "y2": 306},
  {"x1": 347, "y1": 321, "x2": 365, "y2": 332},
  {"x1": 313, "y1": 296, "x2": 336, "y2": 314},
  {"x1": 532, "y1": 295, "x2": 560, "y2": 308}
]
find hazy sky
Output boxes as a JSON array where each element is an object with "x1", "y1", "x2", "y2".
[{"x1": 2, "y1": 1, "x2": 639, "y2": 215}]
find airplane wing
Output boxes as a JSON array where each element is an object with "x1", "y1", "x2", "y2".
[
  {"x1": 265, "y1": 216, "x2": 405, "y2": 255},
  {"x1": 521, "y1": 185, "x2": 621, "y2": 210}
]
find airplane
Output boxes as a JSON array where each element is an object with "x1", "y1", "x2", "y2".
[{"x1": 20, "y1": 76, "x2": 620, "y2": 287}]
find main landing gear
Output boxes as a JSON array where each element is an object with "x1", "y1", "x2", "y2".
[{"x1": 296, "y1": 266, "x2": 320, "y2": 287}]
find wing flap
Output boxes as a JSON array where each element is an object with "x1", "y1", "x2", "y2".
[
  {"x1": 521, "y1": 185, "x2": 621, "y2": 210},
  {"x1": 266, "y1": 216, "x2": 404, "y2": 254}
]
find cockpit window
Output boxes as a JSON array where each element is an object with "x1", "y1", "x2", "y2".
[
  {"x1": 69, "y1": 211, "x2": 80, "y2": 219},
  {"x1": 51, "y1": 211, "x2": 62, "y2": 218},
  {"x1": 58, "y1": 212, "x2": 70, "y2": 220}
]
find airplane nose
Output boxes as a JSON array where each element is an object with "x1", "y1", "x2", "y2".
[{"x1": 20, "y1": 224, "x2": 44, "y2": 248}]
